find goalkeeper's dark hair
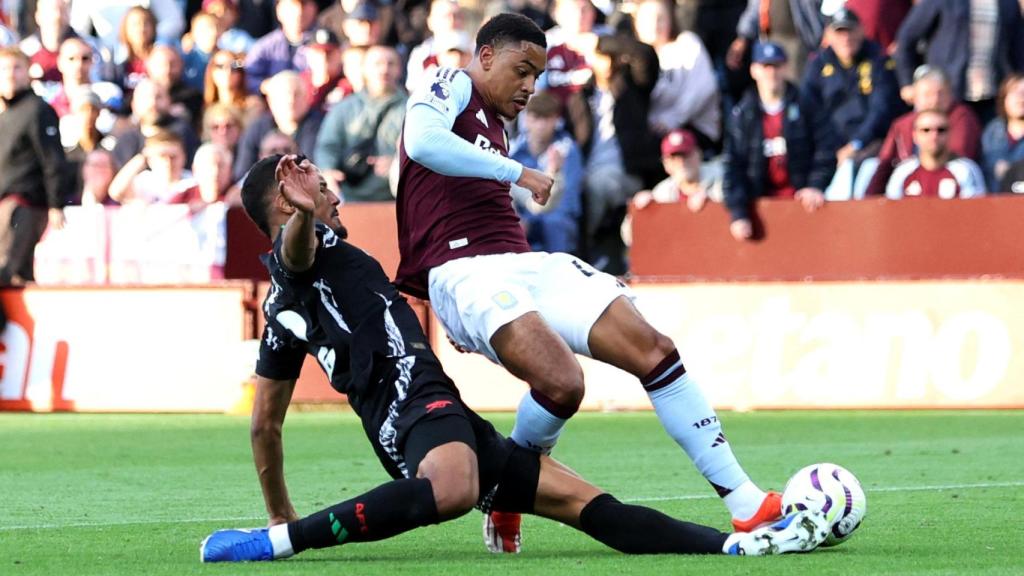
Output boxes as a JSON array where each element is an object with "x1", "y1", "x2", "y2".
[{"x1": 475, "y1": 13, "x2": 546, "y2": 54}]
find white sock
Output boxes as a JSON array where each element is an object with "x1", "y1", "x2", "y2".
[
  {"x1": 510, "y1": 390, "x2": 568, "y2": 454},
  {"x1": 268, "y1": 524, "x2": 294, "y2": 559},
  {"x1": 646, "y1": 370, "x2": 762, "y2": 517},
  {"x1": 723, "y1": 480, "x2": 768, "y2": 521}
]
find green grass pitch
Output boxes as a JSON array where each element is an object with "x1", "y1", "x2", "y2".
[{"x1": 2, "y1": 410, "x2": 1022, "y2": 575}]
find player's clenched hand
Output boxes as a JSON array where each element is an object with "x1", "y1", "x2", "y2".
[
  {"x1": 275, "y1": 154, "x2": 321, "y2": 214},
  {"x1": 516, "y1": 167, "x2": 554, "y2": 206}
]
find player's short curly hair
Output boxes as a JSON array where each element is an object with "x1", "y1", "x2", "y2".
[
  {"x1": 475, "y1": 12, "x2": 546, "y2": 54},
  {"x1": 240, "y1": 154, "x2": 285, "y2": 237}
]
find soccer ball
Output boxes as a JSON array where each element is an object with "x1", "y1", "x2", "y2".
[{"x1": 781, "y1": 463, "x2": 867, "y2": 547}]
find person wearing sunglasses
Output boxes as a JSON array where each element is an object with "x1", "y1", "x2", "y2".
[{"x1": 885, "y1": 109, "x2": 987, "y2": 199}]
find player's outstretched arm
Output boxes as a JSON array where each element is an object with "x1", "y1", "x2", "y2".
[
  {"x1": 251, "y1": 375, "x2": 299, "y2": 526},
  {"x1": 275, "y1": 155, "x2": 322, "y2": 273}
]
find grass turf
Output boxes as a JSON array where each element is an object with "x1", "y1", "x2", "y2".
[{"x1": 1, "y1": 410, "x2": 1022, "y2": 575}]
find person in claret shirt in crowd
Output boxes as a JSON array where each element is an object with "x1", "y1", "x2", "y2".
[
  {"x1": 894, "y1": 0, "x2": 1024, "y2": 127},
  {"x1": 405, "y1": 0, "x2": 464, "y2": 93},
  {"x1": 106, "y1": 6, "x2": 159, "y2": 96},
  {"x1": 20, "y1": 0, "x2": 84, "y2": 96},
  {"x1": 724, "y1": 41, "x2": 834, "y2": 242},
  {"x1": 981, "y1": 73, "x2": 1024, "y2": 191},
  {"x1": 886, "y1": 109, "x2": 986, "y2": 199},
  {"x1": 865, "y1": 66, "x2": 983, "y2": 197},
  {"x1": 301, "y1": 27, "x2": 349, "y2": 113}
]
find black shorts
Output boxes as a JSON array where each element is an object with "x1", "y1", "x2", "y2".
[{"x1": 363, "y1": 368, "x2": 514, "y2": 490}]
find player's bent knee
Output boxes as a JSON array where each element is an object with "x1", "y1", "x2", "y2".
[
  {"x1": 418, "y1": 442, "x2": 479, "y2": 519},
  {"x1": 537, "y1": 367, "x2": 585, "y2": 410}
]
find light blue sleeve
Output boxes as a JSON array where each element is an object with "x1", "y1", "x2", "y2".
[{"x1": 404, "y1": 68, "x2": 524, "y2": 183}]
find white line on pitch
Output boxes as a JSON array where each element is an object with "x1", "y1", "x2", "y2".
[
  {"x1": 2, "y1": 480, "x2": 1021, "y2": 532},
  {"x1": 625, "y1": 480, "x2": 1024, "y2": 503}
]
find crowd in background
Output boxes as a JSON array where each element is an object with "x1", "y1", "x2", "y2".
[{"x1": 1, "y1": 0, "x2": 1023, "y2": 282}]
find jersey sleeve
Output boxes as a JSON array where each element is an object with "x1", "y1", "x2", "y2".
[
  {"x1": 404, "y1": 68, "x2": 524, "y2": 183},
  {"x1": 255, "y1": 321, "x2": 306, "y2": 380}
]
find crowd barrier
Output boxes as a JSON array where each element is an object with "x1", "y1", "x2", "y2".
[{"x1": 3, "y1": 197, "x2": 1022, "y2": 412}]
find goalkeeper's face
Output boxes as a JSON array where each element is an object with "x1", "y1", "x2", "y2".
[{"x1": 483, "y1": 40, "x2": 546, "y2": 119}]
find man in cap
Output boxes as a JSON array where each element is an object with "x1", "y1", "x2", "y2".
[
  {"x1": 302, "y1": 27, "x2": 348, "y2": 111},
  {"x1": 801, "y1": 7, "x2": 900, "y2": 200},
  {"x1": 724, "y1": 41, "x2": 835, "y2": 241}
]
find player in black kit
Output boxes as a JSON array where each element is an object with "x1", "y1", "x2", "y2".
[{"x1": 199, "y1": 154, "x2": 828, "y2": 562}]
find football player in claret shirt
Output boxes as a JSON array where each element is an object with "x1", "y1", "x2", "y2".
[
  {"x1": 396, "y1": 12, "x2": 786, "y2": 553},
  {"x1": 197, "y1": 154, "x2": 830, "y2": 562}
]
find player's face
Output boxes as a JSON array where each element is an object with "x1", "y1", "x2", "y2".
[
  {"x1": 482, "y1": 41, "x2": 546, "y2": 119},
  {"x1": 313, "y1": 172, "x2": 346, "y2": 237}
]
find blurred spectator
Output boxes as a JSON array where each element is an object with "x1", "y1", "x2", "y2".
[
  {"x1": 234, "y1": 70, "x2": 323, "y2": 180},
  {"x1": 191, "y1": 141, "x2": 234, "y2": 203},
  {"x1": 0, "y1": 47, "x2": 66, "y2": 285},
  {"x1": 510, "y1": 0, "x2": 557, "y2": 30},
  {"x1": 405, "y1": 0, "x2": 463, "y2": 93},
  {"x1": 146, "y1": 45, "x2": 204, "y2": 127},
  {"x1": 895, "y1": 0, "x2": 1024, "y2": 126},
  {"x1": 341, "y1": 44, "x2": 367, "y2": 94},
  {"x1": 76, "y1": 149, "x2": 120, "y2": 205},
  {"x1": 802, "y1": 9, "x2": 899, "y2": 201},
  {"x1": 257, "y1": 128, "x2": 298, "y2": 158},
  {"x1": 111, "y1": 77, "x2": 201, "y2": 168},
  {"x1": 302, "y1": 27, "x2": 349, "y2": 112},
  {"x1": 315, "y1": 45, "x2": 405, "y2": 202},
  {"x1": 643, "y1": 129, "x2": 720, "y2": 211},
  {"x1": 633, "y1": 0, "x2": 720, "y2": 148},
  {"x1": 0, "y1": 23, "x2": 15, "y2": 47},
  {"x1": 1001, "y1": 157, "x2": 1024, "y2": 193},
  {"x1": 109, "y1": 130, "x2": 198, "y2": 204},
  {"x1": 20, "y1": 0, "x2": 79, "y2": 90},
  {"x1": 886, "y1": 109, "x2": 986, "y2": 198},
  {"x1": 244, "y1": 0, "x2": 319, "y2": 94},
  {"x1": 581, "y1": 32, "x2": 654, "y2": 273},
  {"x1": 49, "y1": 37, "x2": 123, "y2": 118},
  {"x1": 543, "y1": 0, "x2": 601, "y2": 103},
  {"x1": 204, "y1": 0, "x2": 257, "y2": 54},
  {"x1": 201, "y1": 103, "x2": 243, "y2": 156},
  {"x1": 724, "y1": 42, "x2": 833, "y2": 242},
  {"x1": 70, "y1": 0, "x2": 184, "y2": 54},
  {"x1": 433, "y1": 30, "x2": 473, "y2": 70},
  {"x1": 844, "y1": 0, "x2": 912, "y2": 53},
  {"x1": 342, "y1": 1, "x2": 383, "y2": 47},
  {"x1": 232, "y1": 0, "x2": 279, "y2": 42},
  {"x1": 181, "y1": 10, "x2": 221, "y2": 90},
  {"x1": 981, "y1": 73, "x2": 1024, "y2": 190},
  {"x1": 727, "y1": 0, "x2": 826, "y2": 81},
  {"x1": 509, "y1": 90, "x2": 583, "y2": 254},
  {"x1": 60, "y1": 87, "x2": 113, "y2": 198},
  {"x1": 106, "y1": 5, "x2": 158, "y2": 95},
  {"x1": 866, "y1": 67, "x2": 982, "y2": 196},
  {"x1": 203, "y1": 49, "x2": 263, "y2": 122},
  {"x1": 622, "y1": 128, "x2": 723, "y2": 247}
]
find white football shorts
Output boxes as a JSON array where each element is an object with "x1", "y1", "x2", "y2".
[{"x1": 427, "y1": 251, "x2": 634, "y2": 364}]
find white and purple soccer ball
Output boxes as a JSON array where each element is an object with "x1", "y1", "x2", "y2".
[{"x1": 782, "y1": 463, "x2": 867, "y2": 547}]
